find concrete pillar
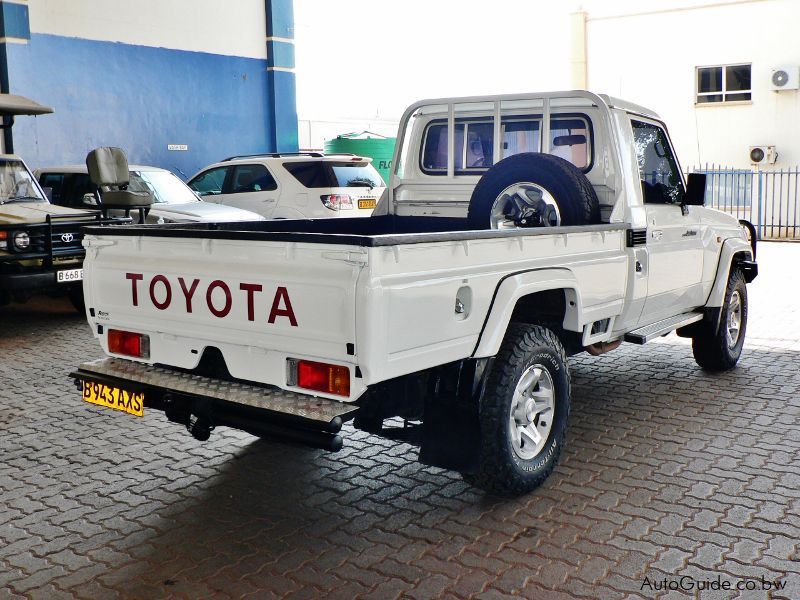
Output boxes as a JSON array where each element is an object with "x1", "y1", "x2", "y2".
[
  {"x1": 569, "y1": 10, "x2": 587, "y2": 90},
  {"x1": 265, "y1": 0, "x2": 299, "y2": 152}
]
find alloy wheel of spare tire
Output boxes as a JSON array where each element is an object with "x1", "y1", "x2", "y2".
[
  {"x1": 467, "y1": 153, "x2": 600, "y2": 230},
  {"x1": 462, "y1": 323, "x2": 571, "y2": 496}
]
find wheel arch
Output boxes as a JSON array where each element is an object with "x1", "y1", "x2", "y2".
[
  {"x1": 706, "y1": 237, "x2": 755, "y2": 309},
  {"x1": 472, "y1": 269, "x2": 583, "y2": 358}
]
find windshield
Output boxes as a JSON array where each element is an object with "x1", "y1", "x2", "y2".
[
  {"x1": 128, "y1": 170, "x2": 200, "y2": 204},
  {"x1": 0, "y1": 160, "x2": 46, "y2": 203}
]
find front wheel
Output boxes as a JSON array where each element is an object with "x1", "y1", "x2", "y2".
[
  {"x1": 692, "y1": 269, "x2": 748, "y2": 371},
  {"x1": 463, "y1": 323, "x2": 571, "y2": 496}
]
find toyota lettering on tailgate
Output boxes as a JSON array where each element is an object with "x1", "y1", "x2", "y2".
[{"x1": 125, "y1": 273, "x2": 298, "y2": 326}]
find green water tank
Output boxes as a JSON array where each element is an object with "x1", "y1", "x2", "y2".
[{"x1": 324, "y1": 131, "x2": 396, "y2": 185}]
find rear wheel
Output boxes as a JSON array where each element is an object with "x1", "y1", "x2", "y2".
[
  {"x1": 466, "y1": 153, "x2": 600, "y2": 230},
  {"x1": 692, "y1": 269, "x2": 747, "y2": 371},
  {"x1": 463, "y1": 323, "x2": 571, "y2": 496}
]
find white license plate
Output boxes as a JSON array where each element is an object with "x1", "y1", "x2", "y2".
[{"x1": 57, "y1": 268, "x2": 83, "y2": 283}]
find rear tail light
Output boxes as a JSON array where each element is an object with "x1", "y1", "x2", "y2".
[
  {"x1": 0, "y1": 231, "x2": 6, "y2": 250},
  {"x1": 320, "y1": 194, "x2": 354, "y2": 211},
  {"x1": 108, "y1": 329, "x2": 150, "y2": 359},
  {"x1": 287, "y1": 358, "x2": 350, "y2": 396}
]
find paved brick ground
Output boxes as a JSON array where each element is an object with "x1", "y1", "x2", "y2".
[{"x1": 1, "y1": 242, "x2": 799, "y2": 599}]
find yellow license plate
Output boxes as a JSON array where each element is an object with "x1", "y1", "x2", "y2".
[
  {"x1": 358, "y1": 198, "x2": 376, "y2": 209},
  {"x1": 82, "y1": 381, "x2": 144, "y2": 417}
]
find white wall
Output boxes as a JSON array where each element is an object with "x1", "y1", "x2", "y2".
[
  {"x1": 583, "y1": 0, "x2": 800, "y2": 168},
  {"x1": 28, "y1": 0, "x2": 268, "y2": 59}
]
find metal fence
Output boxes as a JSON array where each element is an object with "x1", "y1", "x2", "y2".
[{"x1": 689, "y1": 164, "x2": 800, "y2": 240}]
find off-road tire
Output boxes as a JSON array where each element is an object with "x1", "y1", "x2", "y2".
[
  {"x1": 692, "y1": 269, "x2": 747, "y2": 371},
  {"x1": 463, "y1": 323, "x2": 571, "y2": 496},
  {"x1": 466, "y1": 153, "x2": 601, "y2": 229}
]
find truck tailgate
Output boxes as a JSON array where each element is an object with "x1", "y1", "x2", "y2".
[{"x1": 83, "y1": 234, "x2": 364, "y2": 398}]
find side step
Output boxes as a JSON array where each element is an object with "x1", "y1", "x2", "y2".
[{"x1": 624, "y1": 312, "x2": 704, "y2": 345}]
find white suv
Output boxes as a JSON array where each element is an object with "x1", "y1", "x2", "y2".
[{"x1": 187, "y1": 153, "x2": 386, "y2": 219}]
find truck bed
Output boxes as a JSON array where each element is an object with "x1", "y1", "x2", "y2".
[
  {"x1": 81, "y1": 217, "x2": 630, "y2": 402},
  {"x1": 83, "y1": 215, "x2": 626, "y2": 246}
]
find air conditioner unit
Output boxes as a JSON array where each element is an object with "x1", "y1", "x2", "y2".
[
  {"x1": 749, "y1": 145, "x2": 777, "y2": 164},
  {"x1": 770, "y1": 66, "x2": 800, "y2": 91}
]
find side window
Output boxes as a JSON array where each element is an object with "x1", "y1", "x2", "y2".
[
  {"x1": 189, "y1": 167, "x2": 228, "y2": 196},
  {"x1": 230, "y1": 164, "x2": 277, "y2": 193},
  {"x1": 283, "y1": 161, "x2": 329, "y2": 187},
  {"x1": 631, "y1": 120, "x2": 684, "y2": 205},
  {"x1": 39, "y1": 174, "x2": 64, "y2": 204}
]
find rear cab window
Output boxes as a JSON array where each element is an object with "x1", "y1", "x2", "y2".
[
  {"x1": 284, "y1": 161, "x2": 384, "y2": 188},
  {"x1": 420, "y1": 114, "x2": 591, "y2": 175}
]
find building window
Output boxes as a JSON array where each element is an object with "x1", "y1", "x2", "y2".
[{"x1": 696, "y1": 64, "x2": 751, "y2": 103}]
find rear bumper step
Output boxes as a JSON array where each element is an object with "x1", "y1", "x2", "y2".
[
  {"x1": 70, "y1": 358, "x2": 359, "y2": 451},
  {"x1": 624, "y1": 311, "x2": 704, "y2": 345}
]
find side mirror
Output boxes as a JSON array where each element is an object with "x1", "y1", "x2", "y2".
[
  {"x1": 684, "y1": 173, "x2": 706, "y2": 206},
  {"x1": 82, "y1": 193, "x2": 99, "y2": 207}
]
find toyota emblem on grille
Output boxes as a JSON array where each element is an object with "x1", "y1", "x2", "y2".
[{"x1": 61, "y1": 233, "x2": 74, "y2": 243}]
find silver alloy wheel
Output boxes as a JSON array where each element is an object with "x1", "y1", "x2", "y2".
[
  {"x1": 508, "y1": 364, "x2": 555, "y2": 460},
  {"x1": 490, "y1": 182, "x2": 561, "y2": 229},
  {"x1": 726, "y1": 290, "x2": 742, "y2": 348}
]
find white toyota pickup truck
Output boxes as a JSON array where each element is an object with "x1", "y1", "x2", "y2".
[{"x1": 72, "y1": 92, "x2": 757, "y2": 496}]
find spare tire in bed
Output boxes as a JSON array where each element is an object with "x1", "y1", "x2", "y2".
[{"x1": 466, "y1": 153, "x2": 601, "y2": 230}]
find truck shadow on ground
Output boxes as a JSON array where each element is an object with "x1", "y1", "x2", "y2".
[{"x1": 116, "y1": 341, "x2": 799, "y2": 597}]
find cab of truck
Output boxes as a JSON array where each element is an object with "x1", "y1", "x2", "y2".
[{"x1": 384, "y1": 91, "x2": 753, "y2": 331}]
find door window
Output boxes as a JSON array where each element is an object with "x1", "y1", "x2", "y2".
[
  {"x1": 631, "y1": 120, "x2": 684, "y2": 205},
  {"x1": 230, "y1": 164, "x2": 277, "y2": 193},
  {"x1": 188, "y1": 167, "x2": 228, "y2": 196}
]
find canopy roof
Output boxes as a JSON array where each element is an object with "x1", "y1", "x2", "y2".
[{"x1": 0, "y1": 93, "x2": 53, "y2": 116}]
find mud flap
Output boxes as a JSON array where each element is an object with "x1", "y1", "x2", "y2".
[
  {"x1": 418, "y1": 396, "x2": 481, "y2": 473},
  {"x1": 418, "y1": 358, "x2": 493, "y2": 473}
]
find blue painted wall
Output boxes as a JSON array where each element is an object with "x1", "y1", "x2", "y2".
[{"x1": 5, "y1": 33, "x2": 283, "y2": 177}]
